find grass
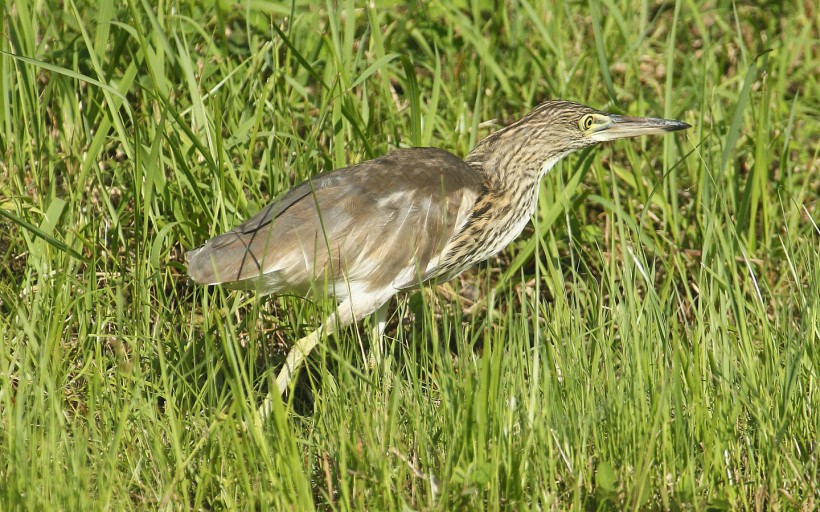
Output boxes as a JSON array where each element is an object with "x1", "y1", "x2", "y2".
[{"x1": 1, "y1": 0, "x2": 819, "y2": 509}]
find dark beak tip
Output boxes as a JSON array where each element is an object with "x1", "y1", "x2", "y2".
[{"x1": 670, "y1": 121, "x2": 692, "y2": 132}]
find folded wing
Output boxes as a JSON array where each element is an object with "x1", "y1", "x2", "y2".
[{"x1": 186, "y1": 147, "x2": 484, "y2": 298}]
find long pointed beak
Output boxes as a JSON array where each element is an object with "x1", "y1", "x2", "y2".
[{"x1": 591, "y1": 114, "x2": 691, "y2": 142}]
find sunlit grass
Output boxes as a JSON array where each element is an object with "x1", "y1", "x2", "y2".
[{"x1": 1, "y1": 0, "x2": 818, "y2": 509}]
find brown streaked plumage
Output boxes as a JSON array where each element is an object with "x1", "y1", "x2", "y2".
[
  {"x1": 188, "y1": 148, "x2": 483, "y2": 299},
  {"x1": 187, "y1": 100, "x2": 690, "y2": 419}
]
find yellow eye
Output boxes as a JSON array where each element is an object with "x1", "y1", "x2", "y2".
[{"x1": 580, "y1": 114, "x2": 595, "y2": 131}]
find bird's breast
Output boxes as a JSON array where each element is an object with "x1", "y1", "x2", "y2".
[{"x1": 432, "y1": 183, "x2": 541, "y2": 280}]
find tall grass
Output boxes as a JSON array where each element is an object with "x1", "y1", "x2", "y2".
[{"x1": 1, "y1": 0, "x2": 818, "y2": 509}]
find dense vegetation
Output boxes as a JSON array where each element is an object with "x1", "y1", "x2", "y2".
[{"x1": 1, "y1": 0, "x2": 818, "y2": 509}]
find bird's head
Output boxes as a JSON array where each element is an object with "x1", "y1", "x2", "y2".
[{"x1": 467, "y1": 100, "x2": 690, "y2": 181}]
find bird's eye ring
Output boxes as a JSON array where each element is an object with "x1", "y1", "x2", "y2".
[{"x1": 580, "y1": 114, "x2": 595, "y2": 131}]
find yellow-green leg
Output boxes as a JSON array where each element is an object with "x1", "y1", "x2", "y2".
[
  {"x1": 256, "y1": 326, "x2": 323, "y2": 420},
  {"x1": 255, "y1": 295, "x2": 391, "y2": 424},
  {"x1": 367, "y1": 302, "x2": 390, "y2": 370}
]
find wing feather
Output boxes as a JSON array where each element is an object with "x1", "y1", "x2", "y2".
[{"x1": 186, "y1": 147, "x2": 484, "y2": 296}]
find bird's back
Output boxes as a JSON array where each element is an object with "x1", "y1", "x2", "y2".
[{"x1": 186, "y1": 147, "x2": 485, "y2": 300}]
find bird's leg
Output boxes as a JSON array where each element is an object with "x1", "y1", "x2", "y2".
[
  {"x1": 367, "y1": 302, "x2": 390, "y2": 371},
  {"x1": 275, "y1": 326, "x2": 324, "y2": 394},
  {"x1": 256, "y1": 326, "x2": 324, "y2": 420},
  {"x1": 256, "y1": 300, "x2": 347, "y2": 421},
  {"x1": 256, "y1": 295, "x2": 390, "y2": 423}
]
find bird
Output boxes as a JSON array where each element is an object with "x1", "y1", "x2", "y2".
[{"x1": 187, "y1": 100, "x2": 690, "y2": 417}]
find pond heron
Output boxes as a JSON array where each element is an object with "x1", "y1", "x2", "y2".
[{"x1": 187, "y1": 100, "x2": 690, "y2": 417}]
